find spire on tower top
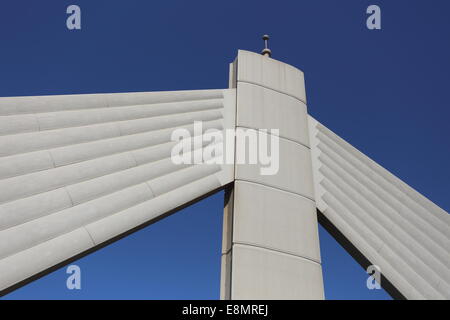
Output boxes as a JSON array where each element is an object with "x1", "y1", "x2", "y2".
[{"x1": 261, "y1": 34, "x2": 272, "y2": 57}]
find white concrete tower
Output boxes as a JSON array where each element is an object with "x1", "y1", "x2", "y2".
[{"x1": 221, "y1": 48, "x2": 325, "y2": 299}]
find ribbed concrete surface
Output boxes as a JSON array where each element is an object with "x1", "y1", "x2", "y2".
[
  {"x1": 309, "y1": 116, "x2": 450, "y2": 300},
  {"x1": 0, "y1": 89, "x2": 235, "y2": 293}
]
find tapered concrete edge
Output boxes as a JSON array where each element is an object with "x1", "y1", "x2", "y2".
[{"x1": 220, "y1": 186, "x2": 234, "y2": 300}]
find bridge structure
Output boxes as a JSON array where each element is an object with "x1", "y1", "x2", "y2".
[{"x1": 0, "y1": 48, "x2": 448, "y2": 299}]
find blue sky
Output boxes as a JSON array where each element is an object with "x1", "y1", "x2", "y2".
[{"x1": 1, "y1": 0, "x2": 449, "y2": 300}]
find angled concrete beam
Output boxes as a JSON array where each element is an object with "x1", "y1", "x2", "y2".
[
  {"x1": 0, "y1": 89, "x2": 236, "y2": 295},
  {"x1": 309, "y1": 116, "x2": 450, "y2": 300}
]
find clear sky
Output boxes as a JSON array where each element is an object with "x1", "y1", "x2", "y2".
[{"x1": 1, "y1": 0, "x2": 449, "y2": 300}]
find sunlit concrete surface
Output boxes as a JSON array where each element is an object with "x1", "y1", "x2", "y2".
[
  {"x1": 0, "y1": 89, "x2": 235, "y2": 294},
  {"x1": 221, "y1": 50, "x2": 324, "y2": 300},
  {"x1": 0, "y1": 49, "x2": 448, "y2": 300},
  {"x1": 309, "y1": 116, "x2": 450, "y2": 300}
]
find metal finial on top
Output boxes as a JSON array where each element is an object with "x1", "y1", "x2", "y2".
[{"x1": 261, "y1": 34, "x2": 272, "y2": 57}]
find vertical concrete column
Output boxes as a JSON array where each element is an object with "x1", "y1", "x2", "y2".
[{"x1": 221, "y1": 50, "x2": 324, "y2": 300}]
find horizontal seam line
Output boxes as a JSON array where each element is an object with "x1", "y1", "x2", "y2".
[
  {"x1": 235, "y1": 179, "x2": 315, "y2": 203},
  {"x1": 236, "y1": 125, "x2": 310, "y2": 149},
  {"x1": 233, "y1": 242, "x2": 321, "y2": 265},
  {"x1": 222, "y1": 248, "x2": 232, "y2": 256},
  {"x1": 238, "y1": 80, "x2": 307, "y2": 104}
]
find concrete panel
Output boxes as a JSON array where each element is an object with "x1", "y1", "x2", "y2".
[
  {"x1": 0, "y1": 152, "x2": 136, "y2": 204},
  {"x1": 237, "y1": 82, "x2": 309, "y2": 146},
  {"x1": 117, "y1": 109, "x2": 222, "y2": 136},
  {"x1": 316, "y1": 129, "x2": 449, "y2": 239},
  {"x1": 66, "y1": 157, "x2": 182, "y2": 205},
  {"x1": 0, "y1": 122, "x2": 122, "y2": 158},
  {"x1": 0, "y1": 184, "x2": 153, "y2": 260},
  {"x1": 236, "y1": 50, "x2": 306, "y2": 103},
  {"x1": 320, "y1": 203, "x2": 428, "y2": 299},
  {"x1": 50, "y1": 119, "x2": 223, "y2": 167},
  {"x1": 309, "y1": 116, "x2": 450, "y2": 299},
  {"x1": 106, "y1": 89, "x2": 224, "y2": 108},
  {"x1": 147, "y1": 164, "x2": 222, "y2": 197},
  {"x1": 320, "y1": 165, "x2": 450, "y2": 298},
  {"x1": 0, "y1": 114, "x2": 39, "y2": 136},
  {"x1": 0, "y1": 108, "x2": 223, "y2": 159},
  {"x1": 0, "y1": 189, "x2": 72, "y2": 231},
  {"x1": 50, "y1": 130, "x2": 170, "y2": 167},
  {"x1": 0, "y1": 151, "x2": 54, "y2": 180},
  {"x1": 0, "y1": 228, "x2": 94, "y2": 291},
  {"x1": 0, "y1": 89, "x2": 224, "y2": 116},
  {"x1": 231, "y1": 244, "x2": 324, "y2": 300},
  {"x1": 86, "y1": 174, "x2": 223, "y2": 245},
  {"x1": 235, "y1": 134, "x2": 315, "y2": 199},
  {"x1": 130, "y1": 125, "x2": 223, "y2": 165},
  {"x1": 0, "y1": 94, "x2": 109, "y2": 116},
  {"x1": 232, "y1": 181, "x2": 321, "y2": 262},
  {"x1": 36, "y1": 99, "x2": 223, "y2": 131},
  {"x1": 320, "y1": 162, "x2": 449, "y2": 279}
]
